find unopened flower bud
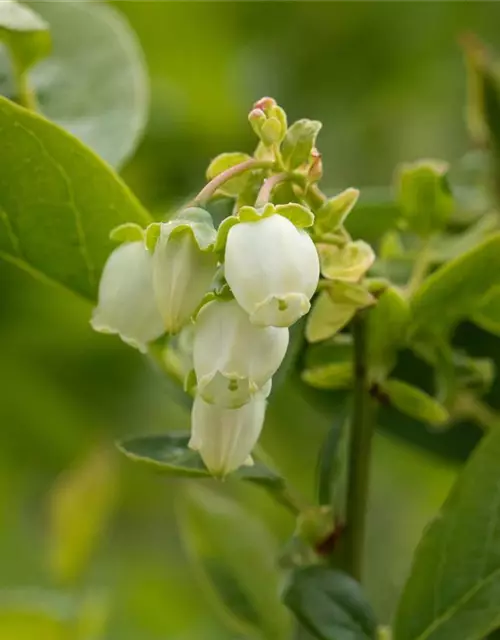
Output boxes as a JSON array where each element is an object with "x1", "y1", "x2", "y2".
[
  {"x1": 225, "y1": 214, "x2": 320, "y2": 327},
  {"x1": 308, "y1": 149, "x2": 323, "y2": 183},
  {"x1": 193, "y1": 299, "x2": 288, "y2": 408},
  {"x1": 91, "y1": 242, "x2": 164, "y2": 353},
  {"x1": 189, "y1": 381, "x2": 270, "y2": 477},
  {"x1": 253, "y1": 96, "x2": 277, "y2": 112}
]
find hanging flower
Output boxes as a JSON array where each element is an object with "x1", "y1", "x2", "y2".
[
  {"x1": 224, "y1": 213, "x2": 320, "y2": 327},
  {"x1": 91, "y1": 241, "x2": 164, "y2": 353},
  {"x1": 150, "y1": 208, "x2": 218, "y2": 334},
  {"x1": 189, "y1": 381, "x2": 270, "y2": 477},
  {"x1": 193, "y1": 298, "x2": 288, "y2": 408}
]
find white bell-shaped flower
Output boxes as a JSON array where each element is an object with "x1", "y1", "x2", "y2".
[
  {"x1": 152, "y1": 215, "x2": 218, "y2": 334},
  {"x1": 193, "y1": 299, "x2": 288, "y2": 408},
  {"x1": 91, "y1": 242, "x2": 164, "y2": 353},
  {"x1": 189, "y1": 381, "x2": 270, "y2": 477},
  {"x1": 224, "y1": 214, "x2": 320, "y2": 327}
]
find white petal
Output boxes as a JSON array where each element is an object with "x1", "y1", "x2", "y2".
[
  {"x1": 193, "y1": 299, "x2": 288, "y2": 407},
  {"x1": 91, "y1": 242, "x2": 164, "y2": 353},
  {"x1": 225, "y1": 214, "x2": 319, "y2": 327},
  {"x1": 153, "y1": 227, "x2": 217, "y2": 334},
  {"x1": 189, "y1": 391, "x2": 267, "y2": 476}
]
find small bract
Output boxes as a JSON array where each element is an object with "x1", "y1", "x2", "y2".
[
  {"x1": 189, "y1": 381, "x2": 270, "y2": 477},
  {"x1": 193, "y1": 298, "x2": 288, "y2": 408},
  {"x1": 151, "y1": 210, "x2": 218, "y2": 334},
  {"x1": 91, "y1": 242, "x2": 164, "y2": 353},
  {"x1": 225, "y1": 214, "x2": 320, "y2": 327}
]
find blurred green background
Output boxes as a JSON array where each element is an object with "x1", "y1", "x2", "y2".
[{"x1": 2, "y1": 2, "x2": 500, "y2": 638}]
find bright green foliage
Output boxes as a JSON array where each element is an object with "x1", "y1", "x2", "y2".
[
  {"x1": 0, "y1": 1, "x2": 51, "y2": 73},
  {"x1": 306, "y1": 291, "x2": 356, "y2": 343},
  {"x1": 315, "y1": 188, "x2": 360, "y2": 237},
  {"x1": 0, "y1": 96, "x2": 150, "y2": 300},
  {"x1": 367, "y1": 287, "x2": 410, "y2": 381},
  {"x1": 281, "y1": 119, "x2": 322, "y2": 170},
  {"x1": 411, "y1": 233, "x2": 500, "y2": 336},
  {"x1": 283, "y1": 566, "x2": 378, "y2": 640},
  {"x1": 397, "y1": 160, "x2": 454, "y2": 237},
  {"x1": 206, "y1": 152, "x2": 253, "y2": 197},
  {"x1": 473, "y1": 285, "x2": 500, "y2": 335},
  {"x1": 301, "y1": 339, "x2": 353, "y2": 389},
  {"x1": 178, "y1": 485, "x2": 291, "y2": 640},
  {"x1": 275, "y1": 203, "x2": 315, "y2": 228},
  {"x1": 395, "y1": 425, "x2": 500, "y2": 640},
  {"x1": 0, "y1": 1, "x2": 148, "y2": 167},
  {"x1": 382, "y1": 379, "x2": 449, "y2": 428}
]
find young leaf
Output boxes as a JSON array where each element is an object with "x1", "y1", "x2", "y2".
[
  {"x1": 382, "y1": 379, "x2": 449, "y2": 428},
  {"x1": 117, "y1": 432, "x2": 285, "y2": 489},
  {"x1": 305, "y1": 291, "x2": 356, "y2": 344},
  {"x1": 394, "y1": 425, "x2": 500, "y2": 640},
  {"x1": 0, "y1": 1, "x2": 50, "y2": 73},
  {"x1": 397, "y1": 160, "x2": 454, "y2": 237},
  {"x1": 411, "y1": 233, "x2": 500, "y2": 336},
  {"x1": 0, "y1": 1, "x2": 148, "y2": 167},
  {"x1": 315, "y1": 188, "x2": 360, "y2": 236},
  {"x1": 0, "y1": 96, "x2": 150, "y2": 300},
  {"x1": 281, "y1": 119, "x2": 322, "y2": 170},
  {"x1": 206, "y1": 152, "x2": 253, "y2": 197},
  {"x1": 367, "y1": 286, "x2": 410, "y2": 381},
  {"x1": 282, "y1": 566, "x2": 378, "y2": 640},
  {"x1": 178, "y1": 485, "x2": 291, "y2": 640}
]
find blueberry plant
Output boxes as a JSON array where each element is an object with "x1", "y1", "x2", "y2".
[{"x1": 2, "y1": 2, "x2": 500, "y2": 639}]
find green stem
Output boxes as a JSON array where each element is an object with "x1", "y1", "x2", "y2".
[
  {"x1": 407, "y1": 239, "x2": 433, "y2": 296},
  {"x1": 344, "y1": 311, "x2": 375, "y2": 582},
  {"x1": 11, "y1": 56, "x2": 36, "y2": 111},
  {"x1": 192, "y1": 158, "x2": 273, "y2": 206}
]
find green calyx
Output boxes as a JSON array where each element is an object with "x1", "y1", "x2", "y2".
[
  {"x1": 145, "y1": 207, "x2": 216, "y2": 253},
  {"x1": 109, "y1": 222, "x2": 145, "y2": 244}
]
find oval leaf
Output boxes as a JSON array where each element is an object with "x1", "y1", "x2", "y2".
[
  {"x1": 282, "y1": 566, "x2": 378, "y2": 640},
  {"x1": 411, "y1": 233, "x2": 500, "y2": 336},
  {"x1": 117, "y1": 432, "x2": 285, "y2": 489},
  {"x1": 395, "y1": 425, "x2": 500, "y2": 640},
  {"x1": 0, "y1": 96, "x2": 150, "y2": 300},
  {"x1": 382, "y1": 379, "x2": 449, "y2": 428},
  {"x1": 281, "y1": 119, "x2": 322, "y2": 170},
  {"x1": 0, "y1": 0, "x2": 148, "y2": 167},
  {"x1": 178, "y1": 485, "x2": 291, "y2": 640}
]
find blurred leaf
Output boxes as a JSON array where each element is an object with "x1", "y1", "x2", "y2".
[
  {"x1": 397, "y1": 159, "x2": 453, "y2": 237},
  {"x1": 473, "y1": 284, "x2": 500, "y2": 335},
  {"x1": 281, "y1": 119, "x2": 322, "y2": 171},
  {"x1": 178, "y1": 485, "x2": 291, "y2": 640},
  {"x1": 316, "y1": 400, "x2": 349, "y2": 506},
  {"x1": 206, "y1": 152, "x2": 253, "y2": 197},
  {"x1": 302, "y1": 338, "x2": 353, "y2": 391},
  {"x1": 48, "y1": 446, "x2": 118, "y2": 585},
  {"x1": 367, "y1": 287, "x2": 410, "y2": 381},
  {"x1": 0, "y1": 0, "x2": 50, "y2": 73},
  {"x1": 282, "y1": 566, "x2": 378, "y2": 640},
  {"x1": 305, "y1": 291, "x2": 355, "y2": 344},
  {"x1": 394, "y1": 426, "x2": 500, "y2": 640},
  {"x1": 429, "y1": 212, "x2": 498, "y2": 263},
  {"x1": 0, "y1": 96, "x2": 150, "y2": 300},
  {"x1": 0, "y1": 0, "x2": 148, "y2": 167},
  {"x1": 344, "y1": 187, "x2": 400, "y2": 244},
  {"x1": 118, "y1": 432, "x2": 285, "y2": 489},
  {"x1": 382, "y1": 379, "x2": 449, "y2": 428},
  {"x1": 411, "y1": 233, "x2": 500, "y2": 336},
  {"x1": 0, "y1": 590, "x2": 74, "y2": 640}
]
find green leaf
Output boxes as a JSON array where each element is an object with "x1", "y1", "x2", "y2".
[
  {"x1": 0, "y1": 0, "x2": 148, "y2": 167},
  {"x1": 429, "y1": 212, "x2": 498, "y2": 264},
  {"x1": 282, "y1": 566, "x2": 378, "y2": 640},
  {"x1": 281, "y1": 119, "x2": 322, "y2": 170},
  {"x1": 0, "y1": 1, "x2": 50, "y2": 73},
  {"x1": 178, "y1": 485, "x2": 291, "y2": 640},
  {"x1": 206, "y1": 152, "x2": 253, "y2": 197},
  {"x1": 345, "y1": 187, "x2": 400, "y2": 244},
  {"x1": 275, "y1": 203, "x2": 315, "y2": 228},
  {"x1": 411, "y1": 233, "x2": 500, "y2": 336},
  {"x1": 397, "y1": 160, "x2": 454, "y2": 237},
  {"x1": 327, "y1": 281, "x2": 375, "y2": 308},
  {"x1": 382, "y1": 379, "x2": 449, "y2": 428},
  {"x1": 318, "y1": 241, "x2": 375, "y2": 282},
  {"x1": 117, "y1": 432, "x2": 285, "y2": 489},
  {"x1": 315, "y1": 188, "x2": 360, "y2": 236},
  {"x1": 305, "y1": 291, "x2": 356, "y2": 344},
  {"x1": 302, "y1": 338, "x2": 353, "y2": 389},
  {"x1": 0, "y1": 96, "x2": 150, "y2": 300},
  {"x1": 473, "y1": 284, "x2": 500, "y2": 335},
  {"x1": 394, "y1": 425, "x2": 500, "y2": 640},
  {"x1": 367, "y1": 286, "x2": 410, "y2": 381},
  {"x1": 47, "y1": 446, "x2": 118, "y2": 585}
]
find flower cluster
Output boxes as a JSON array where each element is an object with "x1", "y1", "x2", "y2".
[{"x1": 91, "y1": 97, "x2": 375, "y2": 477}]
